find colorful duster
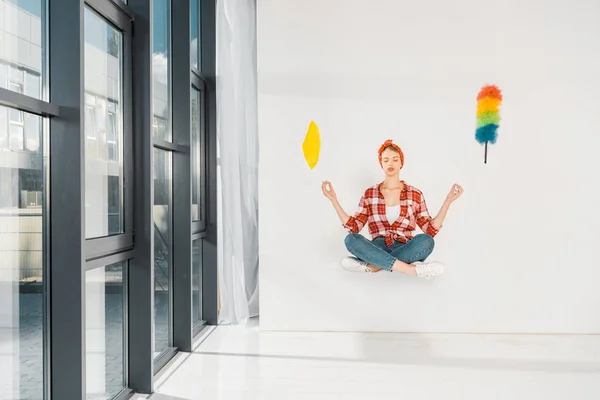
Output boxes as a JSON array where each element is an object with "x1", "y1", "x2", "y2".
[{"x1": 475, "y1": 85, "x2": 502, "y2": 163}]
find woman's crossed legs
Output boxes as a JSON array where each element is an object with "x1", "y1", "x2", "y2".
[{"x1": 342, "y1": 233, "x2": 444, "y2": 279}]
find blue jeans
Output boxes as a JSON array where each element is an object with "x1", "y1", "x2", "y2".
[{"x1": 344, "y1": 233, "x2": 435, "y2": 271}]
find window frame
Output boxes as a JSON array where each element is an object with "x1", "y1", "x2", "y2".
[
  {"x1": 83, "y1": 254, "x2": 132, "y2": 400},
  {"x1": 190, "y1": 0, "x2": 201, "y2": 73},
  {"x1": 0, "y1": 0, "x2": 219, "y2": 397},
  {"x1": 191, "y1": 75, "x2": 207, "y2": 233},
  {"x1": 83, "y1": 0, "x2": 135, "y2": 260},
  {"x1": 81, "y1": 1, "x2": 135, "y2": 399},
  {"x1": 146, "y1": 0, "x2": 179, "y2": 369}
]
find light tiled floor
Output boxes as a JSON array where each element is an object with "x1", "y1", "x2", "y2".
[{"x1": 153, "y1": 320, "x2": 600, "y2": 400}]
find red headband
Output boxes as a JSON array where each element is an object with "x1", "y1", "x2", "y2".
[{"x1": 378, "y1": 140, "x2": 404, "y2": 167}]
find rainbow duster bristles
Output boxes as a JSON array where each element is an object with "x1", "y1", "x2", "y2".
[{"x1": 475, "y1": 84, "x2": 502, "y2": 163}]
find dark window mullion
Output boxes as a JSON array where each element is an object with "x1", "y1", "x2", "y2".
[
  {"x1": 127, "y1": 0, "x2": 154, "y2": 391},
  {"x1": 0, "y1": 87, "x2": 60, "y2": 117},
  {"x1": 172, "y1": 0, "x2": 194, "y2": 354},
  {"x1": 85, "y1": 0, "x2": 134, "y2": 30},
  {"x1": 79, "y1": 3, "x2": 135, "y2": 400},
  {"x1": 191, "y1": 71, "x2": 206, "y2": 90},
  {"x1": 199, "y1": 0, "x2": 218, "y2": 326},
  {"x1": 153, "y1": 139, "x2": 188, "y2": 153},
  {"x1": 85, "y1": 234, "x2": 134, "y2": 261},
  {"x1": 49, "y1": 0, "x2": 86, "y2": 398}
]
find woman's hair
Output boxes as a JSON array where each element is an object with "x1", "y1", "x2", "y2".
[{"x1": 378, "y1": 139, "x2": 404, "y2": 167}]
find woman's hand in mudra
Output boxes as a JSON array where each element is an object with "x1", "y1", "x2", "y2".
[
  {"x1": 445, "y1": 183, "x2": 464, "y2": 204},
  {"x1": 321, "y1": 181, "x2": 337, "y2": 202}
]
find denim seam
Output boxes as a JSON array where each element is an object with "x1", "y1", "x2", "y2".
[
  {"x1": 382, "y1": 257, "x2": 395, "y2": 271},
  {"x1": 406, "y1": 246, "x2": 434, "y2": 263}
]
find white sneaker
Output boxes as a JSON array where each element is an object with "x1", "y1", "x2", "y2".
[
  {"x1": 414, "y1": 261, "x2": 445, "y2": 280},
  {"x1": 340, "y1": 257, "x2": 372, "y2": 273}
]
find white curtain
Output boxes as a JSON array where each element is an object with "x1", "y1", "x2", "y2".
[{"x1": 216, "y1": 0, "x2": 259, "y2": 325}]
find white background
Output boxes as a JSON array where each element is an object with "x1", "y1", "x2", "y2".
[{"x1": 258, "y1": 0, "x2": 600, "y2": 333}]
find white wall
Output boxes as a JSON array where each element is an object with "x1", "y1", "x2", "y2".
[{"x1": 258, "y1": 0, "x2": 600, "y2": 333}]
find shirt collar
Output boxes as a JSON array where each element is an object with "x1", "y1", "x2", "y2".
[{"x1": 376, "y1": 180, "x2": 407, "y2": 198}]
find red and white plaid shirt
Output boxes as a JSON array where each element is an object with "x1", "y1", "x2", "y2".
[{"x1": 343, "y1": 181, "x2": 440, "y2": 246}]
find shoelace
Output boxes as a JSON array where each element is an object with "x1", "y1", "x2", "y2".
[
  {"x1": 348, "y1": 259, "x2": 371, "y2": 273},
  {"x1": 356, "y1": 263, "x2": 372, "y2": 273},
  {"x1": 417, "y1": 264, "x2": 436, "y2": 280}
]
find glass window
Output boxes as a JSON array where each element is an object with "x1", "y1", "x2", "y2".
[
  {"x1": 25, "y1": 71, "x2": 41, "y2": 99},
  {"x1": 190, "y1": 0, "x2": 200, "y2": 70},
  {"x1": 0, "y1": 108, "x2": 45, "y2": 400},
  {"x1": 152, "y1": 0, "x2": 172, "y2": 141},
  {"x1": 107, "y1": 114, "x2": 117, "y2": 162},
  {"x1": 9, "y1": 81, "x2": 23, "y2": 94},
  {"x1": 3, "y1": 0, "x2": 43, "y2": 21},
  {"x1": 9, "y1": 124, "x2": 24, "y2": 150},
  {"x1": 192, "y1": 239, "x2": 202, "y2": 325},
  {"x1": 0, "y1": 63, "x2": 7, "y2": 88},
  {"x1": 0, "y1": 106, "x2": 8, "y2": 149},
  {"x1": 84, "y1": 8, "x2": 124, "y2": 239},
  {"x1": 24, "y1": 113, "x2": 40, "y2": 152},
  {"x1": 107, "y1": 101, "x2": 118, "y2": 162},
  {"x1": 9, "y1": 66, "x2": 24, "y2": 91},
  {"x1": 85, "y1": 261, "x2": 127, "y2": 400},
  {"x1": 85, "y1": 104, "x2": 96, "y2": 139},
  {"x1": 95, "y1": 98, "x2": 108, "y2": 160},
  {"x1": 191, "y1": 88, "x2": 202, "y2": 221},
  {"x1": 1, "y1": 0, "x2": 44, "y2": 99},
  {"x1": 153, "y1": 148, "x2": 172, "y2": 357},
  {"x1": 2, "y1": 50, "x2": 42, "y2": 103},
  {"x1": 7, "y1": 68, "x2": 24, "y2": 124},
  {"x1": 153, "y1": 116, "x2": 168, "y2": 142},
  {"x1": 9, "y1": 107, "x2": 23, "y2": 124}
]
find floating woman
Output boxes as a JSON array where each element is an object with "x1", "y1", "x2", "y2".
[{"x1": 321, "y1": 140, "x2": 464, "y2": 280}]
